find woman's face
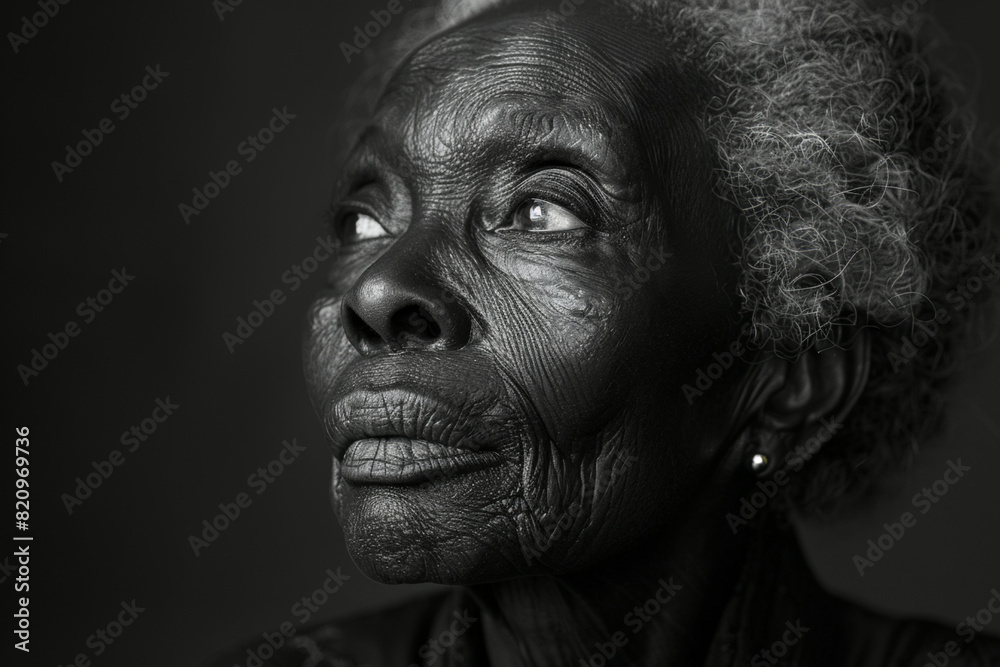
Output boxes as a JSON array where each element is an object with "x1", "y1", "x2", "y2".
[{"x1": 304, "y1": 6, "x2": 745, "y2": 584}]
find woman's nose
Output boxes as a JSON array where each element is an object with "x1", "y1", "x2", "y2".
[{"x1": 339, "y1": 238, "x2": 473, "y2": 355}]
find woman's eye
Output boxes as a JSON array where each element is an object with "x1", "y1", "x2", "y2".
[
  {"x1": 341, "y1": 212, "x2": 389, "y2": 244},
  {"x1": 502, "y1": 199, "x2": 588, "y2": 233}
]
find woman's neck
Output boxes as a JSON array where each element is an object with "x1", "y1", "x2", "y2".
[{"x1": 467, "y1": 461, "x2": 783, "y2": 666}]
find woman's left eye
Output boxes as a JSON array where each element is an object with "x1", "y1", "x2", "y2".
[{"x1": 500, "y1": 199, "x2": 589, "y2": 233}]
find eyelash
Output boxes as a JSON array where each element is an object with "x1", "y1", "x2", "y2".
[
  {"x1": 324, "y1": 169, "x2": 607, "y2": 242},
  {"x1": 325, "y1": 175, "x2": 387, "y2": 238},
  {"x1": 505, "y1": 171, "x2": 603, "y2": 231},
  {"x1": 322, "y1": 205, "x2": 376, "y2": 248}
]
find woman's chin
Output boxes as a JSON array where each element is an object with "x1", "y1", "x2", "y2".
[{"x1": 336, "y1": 481, "x2": 522, "y2": 585}]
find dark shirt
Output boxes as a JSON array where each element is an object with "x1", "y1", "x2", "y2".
[{"x1": 200, "y1": 542, "x2": 1000, "y2": 666}]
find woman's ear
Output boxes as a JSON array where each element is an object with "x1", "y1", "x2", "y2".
[{"x1": 730, "y1": 328, "x2": 871, "y2": 473}]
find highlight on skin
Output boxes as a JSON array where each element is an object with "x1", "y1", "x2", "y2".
[{"x1": 341, "y1": 0, "x2": 1000, "y2": 518}]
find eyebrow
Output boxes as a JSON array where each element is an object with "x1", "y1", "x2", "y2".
[
  {"x1": 351, "y1": 98, "x2": 634, "y2": 201},
  {"x1": 464, "y1": 99, "x2": 621, "y2": 174}
]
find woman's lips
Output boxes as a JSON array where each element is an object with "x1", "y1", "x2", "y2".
[
  {"x1": 340, "y1": 436, "x2": 503, "y2": 485},
  {"x1": 326, "y1": 386, "x2": 502, "y2": 461}
]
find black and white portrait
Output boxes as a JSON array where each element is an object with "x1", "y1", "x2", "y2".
[{"x1": 6, "y1": 1, "x2": 1000, "y2": 665}]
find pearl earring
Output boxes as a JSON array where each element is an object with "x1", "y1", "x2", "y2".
[{"x1": 749, "y1": 453, "x2": 769, "y2": 475}]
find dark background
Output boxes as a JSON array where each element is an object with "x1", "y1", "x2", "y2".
[{"x1": 3, "y1": 1, "x2": 999, "y2": 666}]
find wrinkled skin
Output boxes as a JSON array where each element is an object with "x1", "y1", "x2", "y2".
[
  {"x1": 307, "y1": 5, "x2": 740, "y2": 583},
  {"x1": 303, "y1": 3, "x2": 863, "y2": 664}
]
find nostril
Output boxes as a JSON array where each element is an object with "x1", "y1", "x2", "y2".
[
  {"x1": 391, "y1": 304, "x2": 442, "y2": 345},
  {"x1": 343, "y1": 305, "x2": 380, "y2": 348}
]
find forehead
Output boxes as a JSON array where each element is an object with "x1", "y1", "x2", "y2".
[{"x1": 369, "y1": 7, "x2": 686, "y2": 161}]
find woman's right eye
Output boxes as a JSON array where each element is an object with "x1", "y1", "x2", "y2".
[{"x1": 340, "y1": 212, "x2": 389, "y2": 244}]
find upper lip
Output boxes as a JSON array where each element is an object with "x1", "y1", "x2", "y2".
[{"x1": 325, "y1": 387, "x2": 491, "y2": 461}]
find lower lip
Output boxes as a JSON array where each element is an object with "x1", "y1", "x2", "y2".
[{"x1": 340, "y1": 437, "x2": 502, "y2": 485}]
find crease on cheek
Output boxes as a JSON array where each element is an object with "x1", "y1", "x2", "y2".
[
  {"x1": 330, "y1": 459, "x2": 344, "y2": 511},
  {"x1": 542, "y1": 283, "x2": 610, "y2": 318},
  {"x1": 309, "y1": 299, "x2": 343, "y2": 357},
  {"x1": 503, "y1": 253, "x2": 619, "y2": 319},
  {"x1": 307, "y1": 298, "x2": 357, "y2": 398}
]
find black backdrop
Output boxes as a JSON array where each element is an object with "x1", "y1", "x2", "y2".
[{"x1": 4, "y1": 1, "x2": 999, "y2": 666}]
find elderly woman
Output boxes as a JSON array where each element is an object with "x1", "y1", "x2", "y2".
[{"x1": 208, "y1": 0, "x2": 999, "y2": 664}]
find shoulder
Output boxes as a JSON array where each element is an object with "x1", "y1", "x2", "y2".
[
  {"x1": 197, "y1": 592, "x2": 451, "y2": 667},
  {"x1": 770, "y1": 545, "x2": 1000, "y2": 667},
  {"x1": 825, "y1": 599, "x2": 1000, "y2": 667}
]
